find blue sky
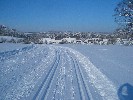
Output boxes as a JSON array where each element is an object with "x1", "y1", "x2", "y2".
[{"x1": 0, "y1": 0, "x2": 121, "y2": 32}]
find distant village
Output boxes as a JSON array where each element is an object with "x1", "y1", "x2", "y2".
[{"x1": 0, "y1": 25, "x2": 133, "y2": 46}]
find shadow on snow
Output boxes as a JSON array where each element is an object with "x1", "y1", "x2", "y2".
[{"x1": 118, "y1": 83, "x2": 133, "y2": 100}]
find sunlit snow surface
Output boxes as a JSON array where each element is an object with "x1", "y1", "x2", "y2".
[{"x1": 0, "y1": 44, "x2": 133, "y2": 100}]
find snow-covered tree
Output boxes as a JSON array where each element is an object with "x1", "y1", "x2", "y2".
[{"x1": 114, "y1": 0, "x2": 133, "y2": 35}]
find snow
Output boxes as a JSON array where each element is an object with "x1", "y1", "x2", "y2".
[
  {"x1": 0, "y1": 36, "x2": 23, "y2": 42},
  {"x1": 0, "y1": 43, "x2": 133, "y2": 100},
  {"x1": 0, "y1": 43, "x2": 31, "y2": 52},
  {"x1": 61, "y1": 44, "x2": 133, "y2": 83},
  {"x1": 63, "y1": 37, "x2": 76, "y2": 43}
]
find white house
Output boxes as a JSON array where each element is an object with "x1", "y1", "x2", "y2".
[
  {"x1": 84, "y1": 38, "x2": 101, "y2": 44},
  {"x1": 116, "y1": 38, "x2": 123, "y2": 45},
  {"x1": 103, "y1": 39, "x2": 109, "y2": 45},
  {"x1": 54, "y1": 39, "x2": 62, "y2": 44},
  {"x1": 92, "y1": 38, "x2": 100, "y2": 41},
  {"x1": 99, "y1": 39, "x2": 109, "y2": 45},
  {"x1": 122, "y1": 39, "x2": 130, "y2": 45},
  {"x1": 62, "y1": 37, "x2": 76, "y2": 43},
  {"x1": 84, "y1": 39, "x2": 93, "y2": 44},
  {"x1": 42, "y1": 38, "x2": 52, "y2": 44},
  {"x1": 131, "y1": 40, "x2": 133, "y2": 45},
  {"x1": 50, "y1": 38, "x2": 56, "y2": 44},
  {"x1": 76, "y1": 40, "x2": 83, "y2": 44}
]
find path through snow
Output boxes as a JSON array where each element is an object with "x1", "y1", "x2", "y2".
[{"x1": 0, "y1": 45, "x2": 119, "y2": 100}]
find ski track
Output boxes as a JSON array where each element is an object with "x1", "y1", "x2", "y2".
[
  {"x1": 71, "y1": 57, "x2": 93, "y2": 100},
  {"x1": 66, "y1": 46, "x2": 119, "y2": 100},
  {"x1": 0, "y1": 45, "x2": 119, "y2": 100},
  {"x1": 0, "y1": 45, "x2": 48, "y2": 98}
]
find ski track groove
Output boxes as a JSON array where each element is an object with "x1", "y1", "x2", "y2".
[
  {"x1": 70, "y1": 53, "x2": 90, "y2": 100},
  {"x1": 67, "y1": 47, "x2": 119, "y2": 100},
  {"x1": 61, "y1": 51, "x2": 76, "y2": 100},
  {"x1": 75, "y1": 58, "x2": 93, "y2": 100},
  {"x1": 52, "y1": 52, "x2": 65, "y2": 100},
  {"x1": 3, "y1": 46, "x2": 55, "y2": 100},
  {"x1": 0, "y1": 45, "x2": 120, "y2": 100},
  {"x1": 0, "y1": 46, "x2": 48, "y2": 91},
  {"x1": 52, "y1": 51, "x2": 73, "y2": 100},
  {"x1": 41, "y1": 50, "x2": 60, "y2": 100},
  {"x1": 33, "y1": 50, "x2": 60, "y2": 100}
]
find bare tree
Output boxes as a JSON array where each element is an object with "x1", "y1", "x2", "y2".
[{"x1": 114, "y1": 0, "x2": 133, "y2": 36}]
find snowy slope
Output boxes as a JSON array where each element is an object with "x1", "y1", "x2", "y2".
[
  {"x1": 61, "y1": 44, "x2": 133, "y2": 86},
  {"x1": 0, "y1": 44, "x2": 133, "y2": 100},
  {"x1": 0, "y1": 43, "x2": 31, "y2": 52},
  {"x1": 0, "y1": 36, "x2": 23, "y2": 43}
]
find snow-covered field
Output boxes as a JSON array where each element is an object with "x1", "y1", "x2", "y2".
[
  {"x1": 0, "y1": 43, "x2": 133, "y2": 100},
  {"x1": 0, "y1": 43, "x2": 32, "y2": 52}
]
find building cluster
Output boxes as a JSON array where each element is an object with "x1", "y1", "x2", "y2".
[
  {"x1": 39, "y1": 37, "x2": 133, "y2": 45},
  {"x1": 0, "y1": 25, "x2": 133, "y2": 45}
]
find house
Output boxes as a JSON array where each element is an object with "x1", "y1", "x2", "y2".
[
  {"x1": 76, "y1": 40, "x2": 83, "y2": 44},
  {"x1": 50, "y1": 38, "x2": 56, "y2": 44},
  {"x1": 54, "y1": 39, "x2": 62, "y2": 44},
  {"x1": 84, "y1": 38, "x2": 101, "y2": 44},
  {"x1": 41, "y1": 38, "x2": 60, "y2": 44},
  {"x1": 99, "y1": 39, "x2": 109, "y2": 45},
  {"x1": 42, "y1": 38, "x2": 52, "y2": 44},
  {"x1": 92, "y1": 38, "x2": 100, "y2": 41},
  {"x1": 103, "y1": 39, "x2": 109, "y2": 45},
  {"x1": 130, "y1": 40, "x2": 133, "y2": 45},
  {"x1": 84, "y1": 39, "x2": 93, "y2": 44},
  {"x1": 92, "y1": 38, "x2": 101, "y2": 44},
  {"x1": 115, "y1": 38, "x2": 123, "y2": 45},
  {"x1": 62, "y1": 37, "x2": 76, "y2": 43},
  {"x1": 122, "y1": 39, "x2": 130, "y2": 45}
]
